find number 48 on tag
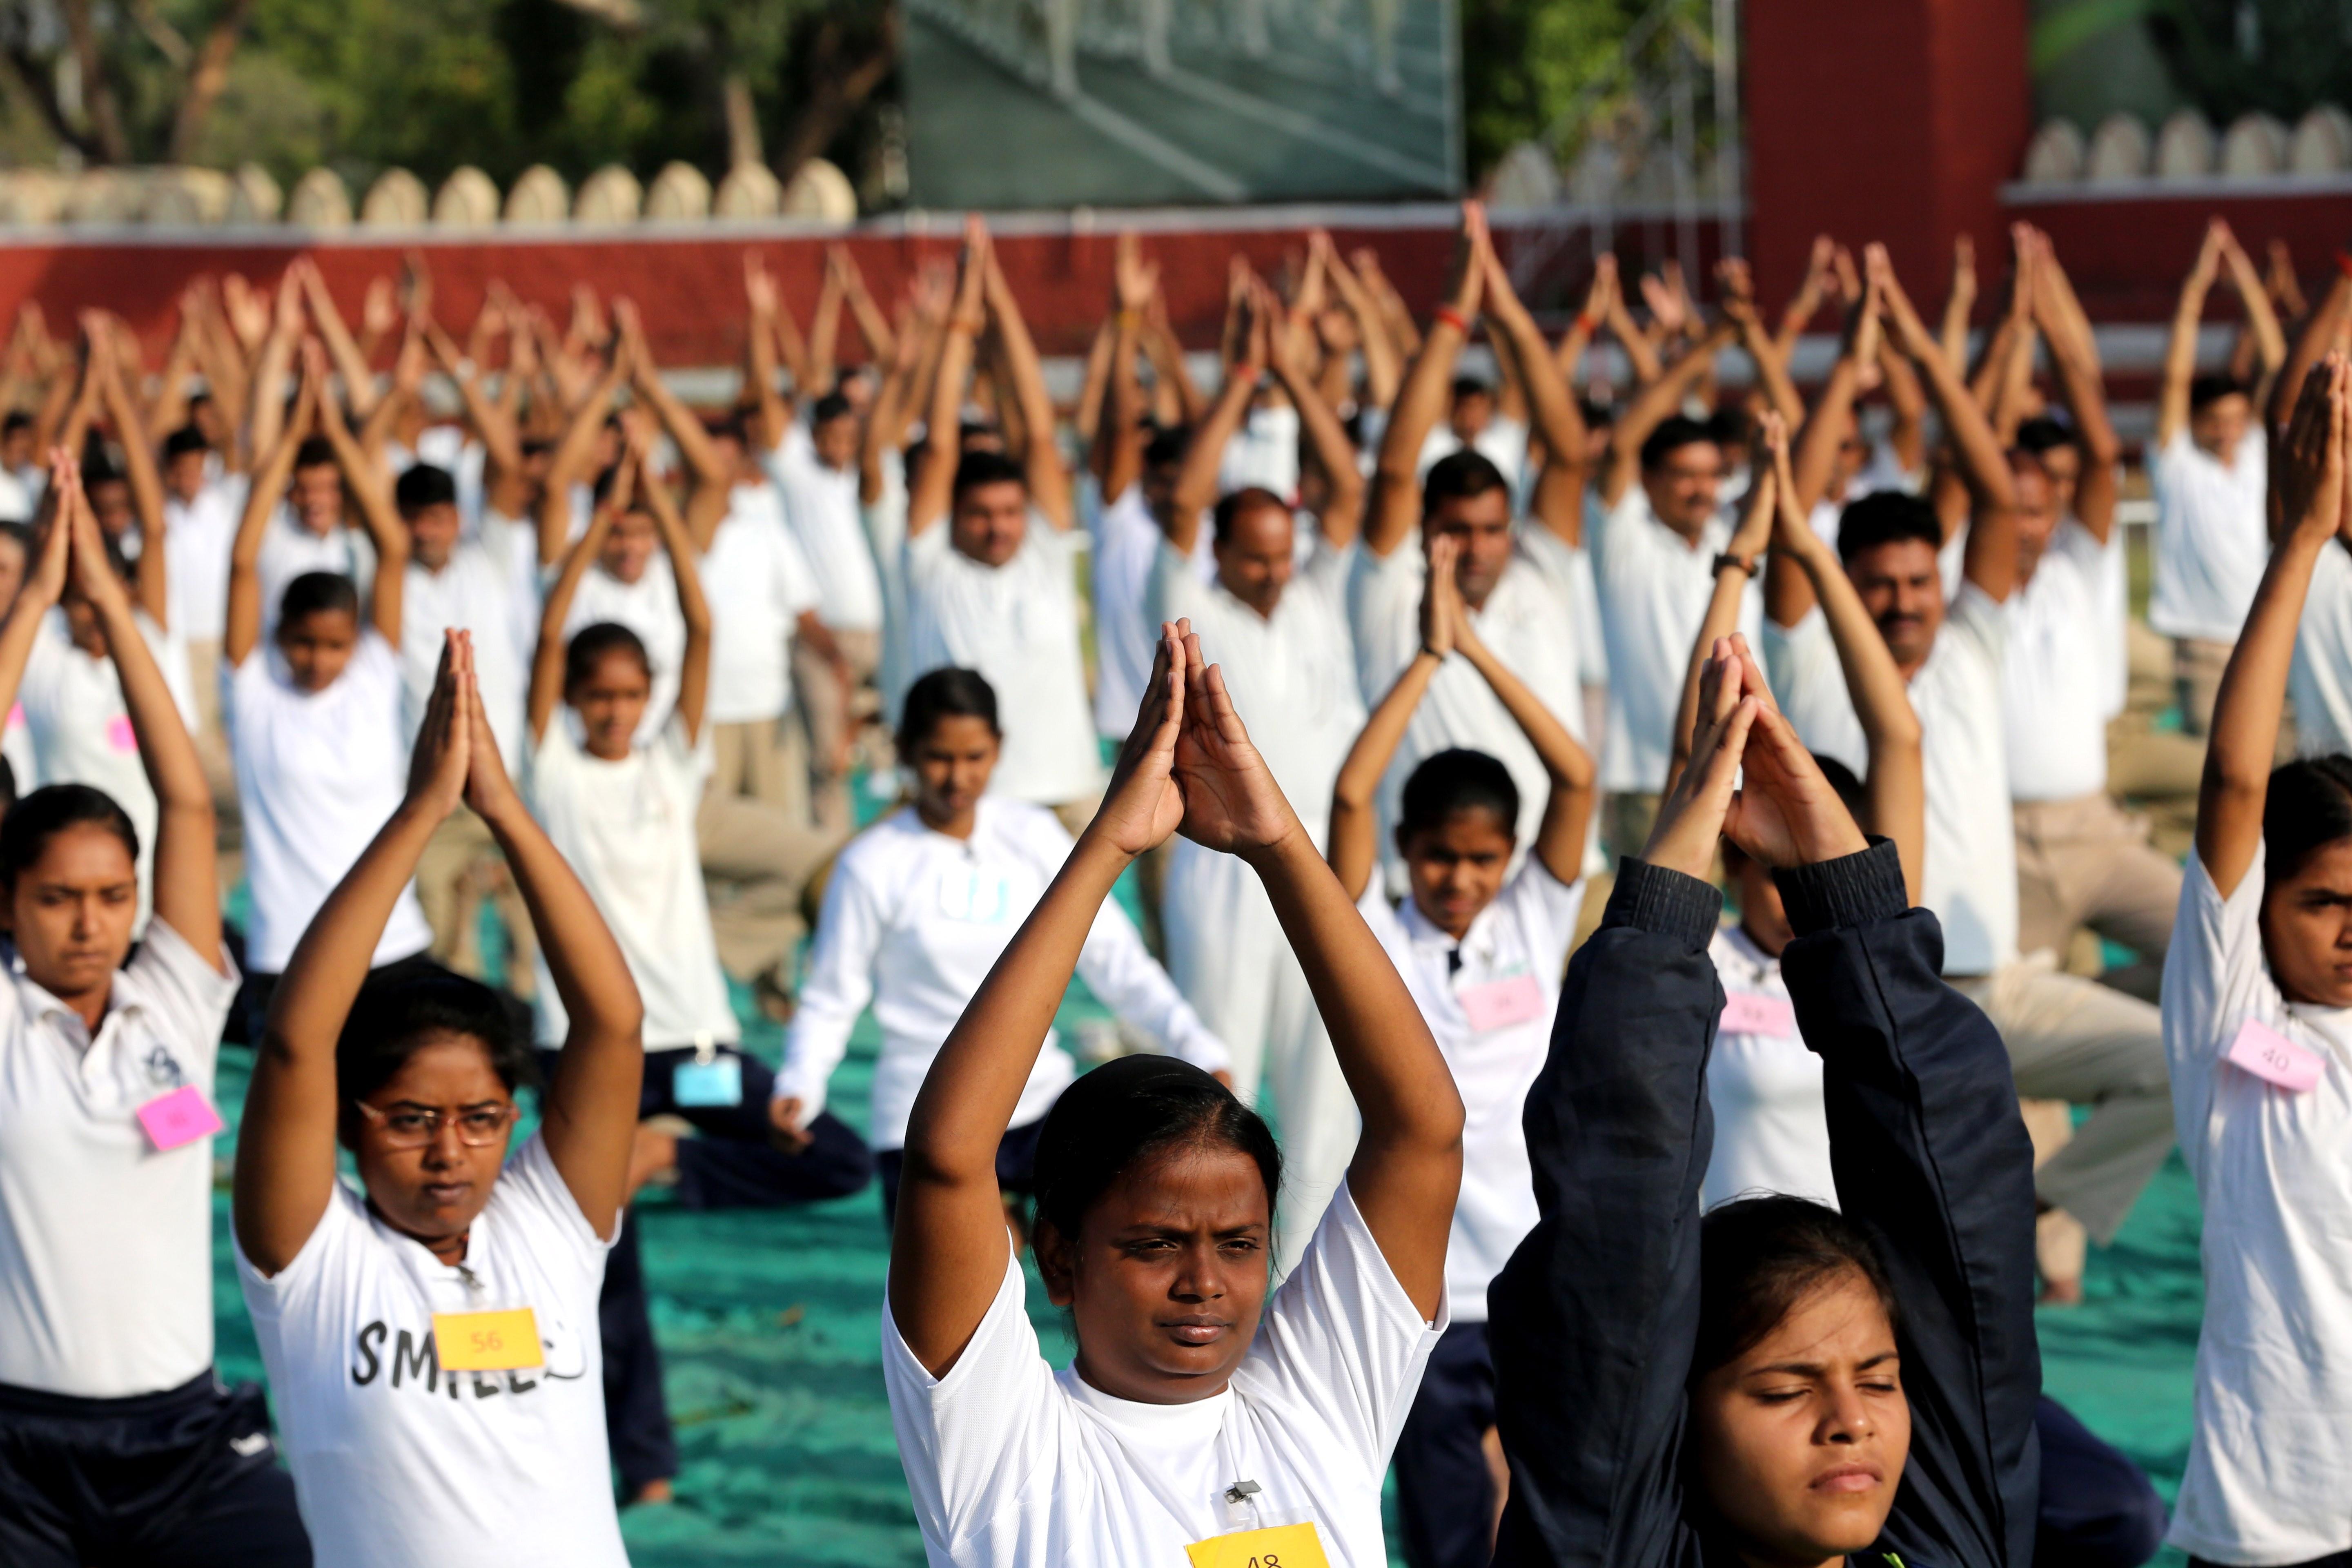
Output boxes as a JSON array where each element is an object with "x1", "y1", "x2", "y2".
[{"x1": 1185, "y1": 1522, "x2": 1332, "y2": 1568}]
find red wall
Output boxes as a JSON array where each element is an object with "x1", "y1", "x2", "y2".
[{"x1": 1746, "y1": 0, "x2": 2031, "y2": 306}]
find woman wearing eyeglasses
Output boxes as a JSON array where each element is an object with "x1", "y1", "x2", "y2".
[{"x1": 233, "y1": 632, "x2": 646, "y2": 1568}]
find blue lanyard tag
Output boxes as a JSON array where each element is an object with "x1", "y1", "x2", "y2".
[{"x1": 673, "y1": 1055, "x2": 743, "y2": 1108}]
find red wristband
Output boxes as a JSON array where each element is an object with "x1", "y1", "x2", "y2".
[
  {"x1": 2337, "y1": 251, "x2": 2352, "y2": 279},
  {"x1": 1574, "y1": 312, "x2": 1598, "y2": 334},
  {"x1": 1433, "y1": 305, "x2": 1471, "y2": 334}
]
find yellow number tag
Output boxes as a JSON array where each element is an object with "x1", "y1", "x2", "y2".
[
  {"x1": 1184, "y1": 1521, "x2": 1332, "y2": 1568},
  {"x1": 432, "y1": 1307, "x2": 544, "y2": 1372}
]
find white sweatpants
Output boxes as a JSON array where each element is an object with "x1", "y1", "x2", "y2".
[{"x1": 1161, "y1": 837, "x2": 1359, "y2": 1273}]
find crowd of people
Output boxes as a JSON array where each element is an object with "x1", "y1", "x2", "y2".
[{"x1": 0, "y1": 195, "x2": 2343, "y2": 1568}]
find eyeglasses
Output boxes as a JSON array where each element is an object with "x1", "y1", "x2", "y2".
[{"x1": 353, "y1": 1100, "x2": 520, "y2": 1149}]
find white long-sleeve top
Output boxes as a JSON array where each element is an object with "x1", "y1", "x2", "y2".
[{"x1": 776, "y1": 798, "x2": 1231, "y2": 1149}]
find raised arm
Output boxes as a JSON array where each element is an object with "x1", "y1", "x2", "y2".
[
  {"x1": 644, "y1": 432, "x2": 713, "y2": 744},
  {"x1": 906, "y1": 226, "x2": 988, "y2": 540},
  {"x1": 2218, "y1": 224, "x2": 2287, "y2": 388},
  {"x1": 1141, "y1": 292, "x2": 1208, "y2": 428},
  {"x1": 1269, "y1": 283, "x2": 1365, "y2": 549},
  {"x1": 1365, "y1": 203, "x2": 1486, "y2": 559},
  {"x1": 225, "y1": 368, "x2": 318, "y2": 669},
  {"x1": 296, "y1": 259, "x2": 383, "y2": 420},
  {"x1": 91, "y1": 325, "x2": 170, "y2": 629},
  {"x1": 461, "y1": 635, "x2": 644, "y2": 1236},
  {"x1": 526, "y1": 460, "x2": 626, "y2": 746},
  {"x1": 2267, "y1": 252, "x2": 2350, "y2": 444},
  {"x1": 2158, "y1": 222, "x2": 2226, "y2": 450},
  {"x1": 1322, "y1": 231, "x2": 1401, "y2": 414},
  {"x1": 1162, "y1": 290, "x2": 1265, "y2": 558},
  {"x1": 311, "y1": 343, "x2": 408, "y2": 646},
  {"x1": 536, "y1": 341, "x2": 630, "y2": 568},
  {"x1": 1328, "y1": 538, "x2": 1455, "y2": 901},
  {"x1": 1668, "y1": 437, "x2": 1777, "y2": 792},
  {"x1": 426, "y1": 320, "x2": 529, "y2": 522},
  {"x1": 1098, "y1": 235, "x2": 1154, "y2": 503},
  {"x1": 1719, "y1": 257, "x2": 1805, "y2": 430},
  {"x1": 0, "y1": 468, "x2": 70, "y2": 735},
  {"x1": 1451, "y1": 554, "x2": 1595, "y2": 884},
  {"x1": 836, "y1": 245, "x2": 898, "y2": 368},
  {"x1": 1770, "y1": 434, "x2": 1926, "y2": 901},
  {"x1": 1939, "y1": 233, "x2": 1978, "y2": 376},
  {"x1": 1481, "y1": 223, "x2": 1589, "y2": 497},
  {"x1": 618, "y1": 299, "x2": 731, "y2": 515},
  {"x1": 235, "y1": 636, "x2": 474, "y2": 1277},
  {"x1": 861, "y1": 301, "x2": 928, "y2": 508},
  {"x1": 2031, "y1": 231, "x2": 2122, "y2": 543},
  {"x1": 1599, "y1": 316, "x2": 1737, "y2": 508},
  {"x1": 1789, "y1": 278, "x2": 1882, "y2": 517},
  {"x1": 981, "y1": 239, "x2": 1073, "y2": 530},
  {"x1": 244, "y1": 277, "x2": 305, "y2": 469},
  {"x1": 1772, "y1": 235, "x2": 1837, "y2": 364},
  {"x1": 2199, "y1": 357, "x2": 2348, "y2": 897},
  {"x1": 59, "y1": 457, "x2": 219, "y2": 960}
]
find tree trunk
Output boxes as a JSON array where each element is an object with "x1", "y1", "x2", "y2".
[
  {"x1": 170, "y1": 0, "x2": 256, "y2": 164},
  {"x1": 771, "y1": 7, "x2": 899, "y2": 189},
  {"x1": 723, "y1": 71, "x2": 763, "y2": 169},
  {"x1": 59, "y1": 0, "x2": 131, "y2": 163}
]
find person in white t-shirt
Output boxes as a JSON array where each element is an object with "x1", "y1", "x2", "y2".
[
  {"x1": 233, "y1": 633, "x2": 645, "y2": 1568},
  {"x1": 902, "y1": 222, "x2": 1100, "y2": 822},
  {"x1": 1351, "y1": 205, "x2": 1588, "y2": 864},
  {"x1": 1767, "y1": 248, "x2": 2173, "y2": 1285},
  {"x1": 772, "y1": 665, "x2": 1229, "y2": 1218},
  {"x1": 224, "y1": 350, "x2": 435, "y2": 1033},
  {"x1": 2150, "y1": 218, "x2": 2284, "y2": 737},
  {"x1": 2157, "y1": 358, "x2": 2352, "y2": 1568},
  {"x1": 774, "y1": 390, "x2": 884, "y2": 829},
  {"x1": 1147, "y1": 273, "x2": 1369, "y2": 1269},
  {"x1": 156, "y1": 424, "x2": 243, "y2": 807},
  {"x1": 0, "y1": 459, "x2": 306, "y2": 1567},
  {"x1": 1324, "y1": 532, "x2": 1592, "y2": 1568},
  {"x1": 527, "y1": 447, "x2": 873, "y2": 1502},
  {"x1": 884, "y1": 621, "x2": 1461, "y2": 1568}
]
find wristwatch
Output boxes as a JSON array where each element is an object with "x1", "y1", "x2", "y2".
[{"x1": 1712, "y1": 552, "x2": 1760, "y2": 577}]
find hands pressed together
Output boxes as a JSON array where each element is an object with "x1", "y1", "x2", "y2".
[{"x1": 1091, "y1": 619, "x2": 1303, "y2": 865}]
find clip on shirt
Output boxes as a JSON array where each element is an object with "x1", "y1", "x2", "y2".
[{"x1": 1185, "y1": 1480, "x2": 1333, "y2": 1568}]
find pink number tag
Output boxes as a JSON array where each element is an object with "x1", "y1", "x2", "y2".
[
  {"x1": 1459, "y1": 974, "x2": 1545, "y2": 1032},
  {"x1": 2225, "y1": 1018, "x2": 2325, "y2": 1094},
  {"x1": 136, "y1": 1085, "x2": 223, "y2": 1151},
  {"x1": 105, "y1": 714, "x2": 136, "y2": 753},
  {"x1": 1721, "y1": 991, "x2": 1797, "y2": 1039}
]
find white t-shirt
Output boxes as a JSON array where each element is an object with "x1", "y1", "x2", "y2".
[
  {"x1": 17, "y1": 610, "x2": 201, "y2": 913},
  {"x1": 559, "y1": 555, "x2": 684, "y2": 744},
  {"x1": 401, "y1": 523, "x2": 538, "y2": 772},
  {"x1": 2149, "y1": 427, "x2": 2268, "y2": 644},
  {"x1": 1514, "y1": 523, "x2": 1608, "y2": 686},
  {"x1": 2291, "y1": 540, "x2": 2352, "y2": 759},
  {"x1": 884, "y1": 1180, "x2": 1442, "y2": 1568},
  {"x1": 226, "y1": 633, "x2": 434, "y2": 973},
  {"x1": 0, "y1": 921, "x2": 237, "y2": 1397},
  {"x1": 701, "y1": 490, "x2": 819, "y2": 726},
  {"x1": 1766, "y1": 586, "x2": 2016, "y2": 974},
  {"x1": 1703, "y1": 924, "x2": 1837, "y2": 1211},
  {"x1": 1348, "y1": 545, "x2": 1584, "y2": 856},
  {"x1": 0, "y1": 466, "x2": 31, "y2": 523},
  {"x1": 2162, "y1": 847, "x2": 2352, "y2": 1565},
  {"x1": 1147, "y1": 534, "x2": 1361, "y2": 840},
  {"x1": 778, "y1": 798, "x2": 1227, "y2": 1149},
  {"x1": 528, "y1": 717, "x2": 736, "y2": 1050},
  {"x1": 867, "y1": 455, "x2": 915, "y2": 722},
  {"x1": 904, "y1": 523, "x2": 1101, "y2": 806},
  {"x1": 1090, "y1": 486, "x2": 1214, "y2": 739},
  {"x1": 1588, "y1": 486, "x2": 1761, "y2": 794},
  {"x1": 2003, "y1": 521, "x2": 2117, "y2": 801},
  {"x1": 157, "y1": 476, "x2": 247, "y2": 642},
  {"x1": 256, "y1": 510, "x2": 375, "y2": 635},
  {"x1": 1357, "y1": 862, "x2": 1581, "y2": 1321},
  {"x1": 771, "y1": 436, "x2": 885, "y2": 634},
  {"x1": 237, "y1": 1136, "x2": 626, "y2": 1568}
]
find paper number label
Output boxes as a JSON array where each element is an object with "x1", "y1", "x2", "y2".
[
  {"x1": 1457, "y1": 974, "x2": 1544, "y2": 1032},
  {"x1": 2225, "y1": 1018, "x2": 2324, "y2": 1093},
  {"x1": 1721, "y1": 991, "x2": 1797, "y2": 1039},
  {"x1": 136, "y1": 1085, "x2": 223, "y2": 1151},
  {"x1": 432, "y1": 1307, "x2": 545, "y2": 1372},
  {"x1": 1185, "y1": 1522, "x2": 1332, "y2": 1568}
]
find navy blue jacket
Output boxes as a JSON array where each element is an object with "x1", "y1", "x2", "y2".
[{"x1": 1488, "y1": 841, "x2": 2041, "y2": 1568}]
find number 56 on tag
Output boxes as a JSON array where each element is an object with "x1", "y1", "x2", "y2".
[{"x1": 432, "y1": 1307, "x2": 544, "y2": 1372}]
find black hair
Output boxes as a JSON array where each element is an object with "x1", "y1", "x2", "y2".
[
  {"x1": 394, "y1": 462, "x2": 458, "y2": 515},
  {"x1": 293, "y1": 436, "x2": 337, "y2": 472},
  {"x1": 1836, "y1": 490, "x2": 1943, "y2": 565},
  {"x1": 1693, "y1": 1194, "x2": 1900, "y2": 1377},
  {"x1": 952, "y1": 450, "x2": 1028, "y2": 506},
  {"x1": 162, "y1": 424, "x2": 210, "y2": 462},
  {"x1": 521, "y1": 437, "x2": 554, "y2": 460},
  {"x1": 590, "y1": 460, "x2": 626, "y2": 508},
  {"x1": 1032, "y1": 1054, "x2": 1282, "y2": 1245},
  {"x1": 705, "y1": 411, "x2": 748, "y2": 445},
  {"x1": 0, "y1": 783, "x2": 139, "y2": 891},
  {"x1": 0, "y1": 411, "x2": 31, "y2": 438},
  {"x1": 898, "y1": 666, "x2": 1000, "y2": 754},
  {"x1": 0, "y1": 757, "x2": 16, "y2": 815},
  {"x1": 334, "y1": 968, "x2": 539, "y2": 1131},
  {"x1": 2264, "y1": 756, "x2": 2352, "y2": 888},
  {"x1": 2013, "y1": 416, "x2": 2078, "y2": 457},
  {"x1": 1580, "y1": 396, "x2": 1617, "y2": 430},
  {"x1": 2189, "y1": 374, "x2": 2250, "y2": 412},
  {"x1": 1143, "y1": 425, "x2": 1189, "y2": 471},
  {"x1": 0, "y1": 520, "x2": 31, "y2": 561},
  {"x1": 1704, "y1": 405, "x2": 1752, "y2": 452},
  {"x1": 1399, "y1": 747, "x2": 1519, "y2": 840},
  {"x1": 811, "y1": 391, "x2": 855, "y2": 426},
  {"x1": 564, "y1": 622, "x2": 651, "y2": 691},
  {"x1": 278, "y1": 571, "x2": 359, "y2": 628},
  {"x1": 1212, "y1": 486, "x2": 1290, "y2": 544},
  {"x1": 1421, "y1": 448, "x2": 1509, "y2": 517},
  {"x1": 1450, "y1": 374, "x2": 1494, "y2": 401},
  {"x1": 1639, "y1": 414, "x2": 1718, "y2": 473}
]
